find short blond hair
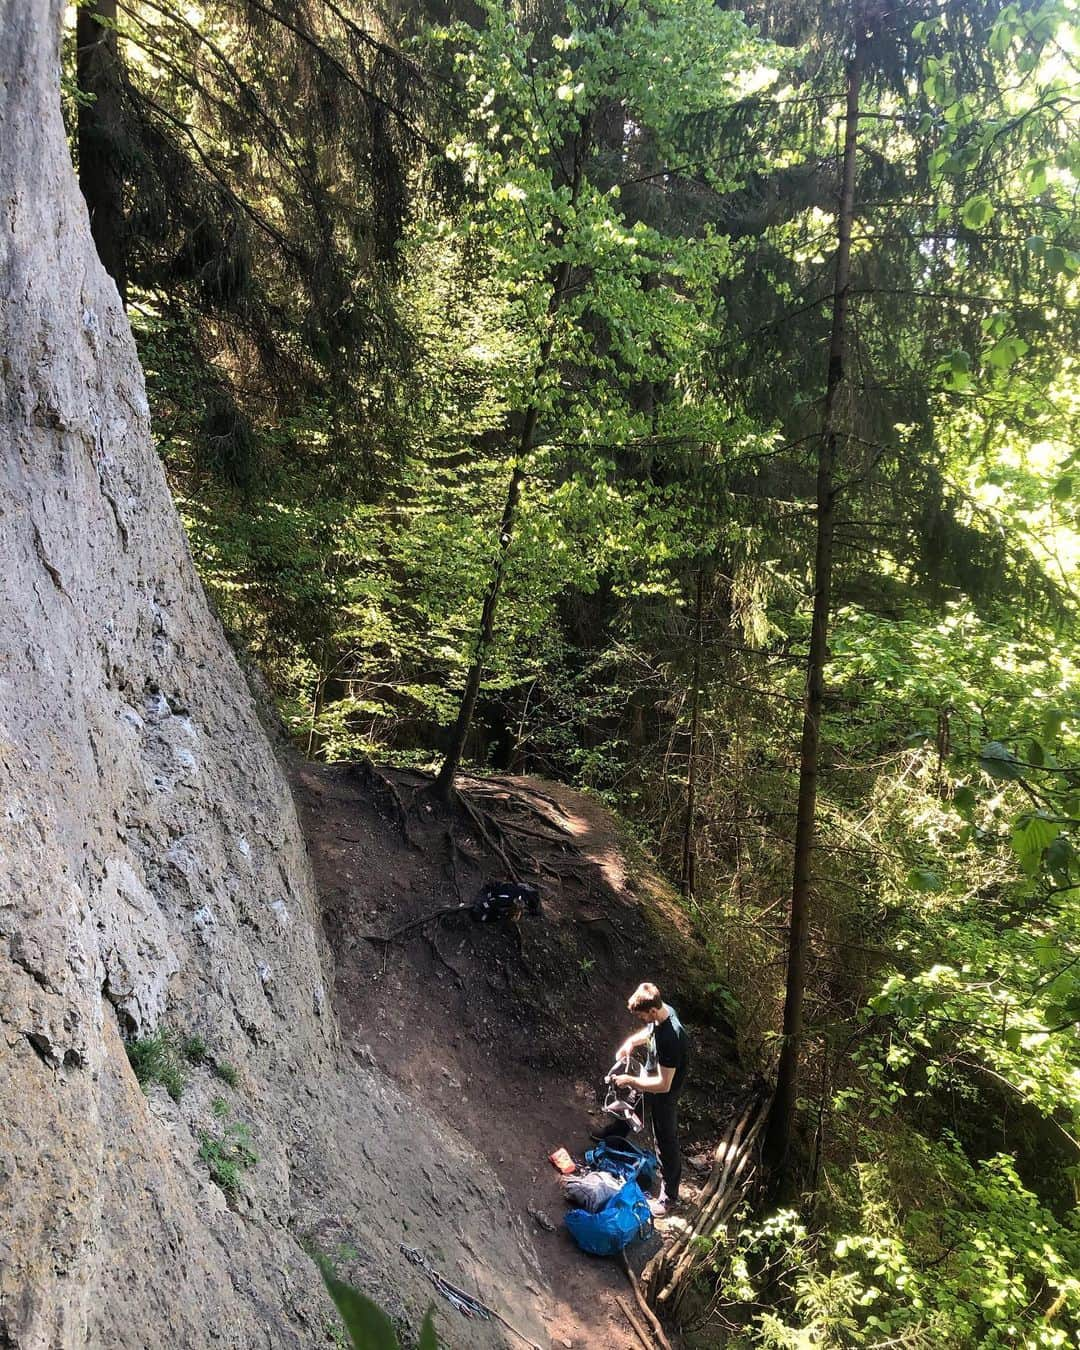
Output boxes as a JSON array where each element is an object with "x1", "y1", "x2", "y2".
[{"x1": 628, "y1": 982, "x2": 663, "y2": 1013}]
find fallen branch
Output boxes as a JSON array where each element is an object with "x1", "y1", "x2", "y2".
[
  {"x1": 643, "y1": 1090, "x2": 770, "y2": 1317},
  {"x1": 615, "y1": 1294, "x2": 655, "y2": 1350},
  {"x1": 621, "y1": 1253, "x2": 673, "y2": 1350}
]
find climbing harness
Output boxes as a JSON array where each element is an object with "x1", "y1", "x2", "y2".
[
  {"x1": 602, "y1": 1054, "x2": 644, "y2": 1134},
  {"x1": 399, "y1": 1244, "x2": 491, "y2": 1321}
]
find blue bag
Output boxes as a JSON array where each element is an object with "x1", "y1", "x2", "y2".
[
  {"x1": 564, "y1": 1177, "x2": 653, "y2": 1256},
  {"x1": 584, "y1": 1137, "x2": 659, "y2": 1189}
]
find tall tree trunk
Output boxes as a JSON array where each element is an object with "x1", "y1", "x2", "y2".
[
  {"x1": 433, "y1": 459, "x2": 527, "y2": 798},
  {"x1": 764, "y1": 35, "x2": 863, "y2": 1183},
  {"x1": 681, "y1": 568, "x2": 704, "y2": 900},
  {"x1": 432, "y1": 120, "x2": 591, "y2": 801},
  {"x1": 77, "y1": 0, "x2": 127, "y2": 304}
]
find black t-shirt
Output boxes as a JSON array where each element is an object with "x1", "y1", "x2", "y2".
[{"x1": 645, "y1": 1005, "x2": 690, "y2": 1095}]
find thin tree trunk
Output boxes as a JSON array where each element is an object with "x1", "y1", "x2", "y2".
[
  {"x1": 305, "y1": 639, "x2": 330, "y2": 759},
  {"x1": 681, "y1": 568, "x2": 704, "y2": 900},
  {"x1": 432, "y1": 119, "x2": 591, "y2": 801},
  {"x1": 433, "y1": 460, "x2": 527, "y2": 798},
  {"x1": 764, "y1": 35, "x2": 863, "y2": 1183},
  {"x1": 77, "y1": 0, "x2": 127, "y2": 304}
]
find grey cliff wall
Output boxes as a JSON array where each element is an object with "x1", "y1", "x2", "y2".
[{"x1": 0, "y1": 6, "x2": 545, "y2": 1345}]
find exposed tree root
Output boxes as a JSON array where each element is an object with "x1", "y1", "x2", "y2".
[
  {"x1": 344, "y1": 758, "x2": 419, "y2": 848},
  {"x1": 364, "y1": 903, "x2": 467, "y2": 946},
  {"x1": 425, "y1": 926, "x2": 465, "y2": 981}
]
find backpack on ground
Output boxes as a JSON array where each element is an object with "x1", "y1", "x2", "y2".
[
  {"x1": 564, "y1": 1176, "x2": 653, "y2": 1256},
  {"x1": 584, "y1": 1137, "x2": 659, "y2": 1189},
  {"x1": 469, "y1": 881, "x2": 541, "y2": 923}
]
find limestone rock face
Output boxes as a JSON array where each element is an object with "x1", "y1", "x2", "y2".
[{"x1": 0, "y1": 7, "x2": 545, "y2": 1346}]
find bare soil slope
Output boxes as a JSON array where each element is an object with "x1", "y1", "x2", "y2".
[{"x1": 295, "y1": 763, "x2": 740, "y2": 1348}]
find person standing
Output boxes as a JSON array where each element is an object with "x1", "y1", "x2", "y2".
[{"x1": 610, "y1": 981, "x2": 691, "y2": 1215}]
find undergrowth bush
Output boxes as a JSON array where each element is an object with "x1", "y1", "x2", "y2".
[{"x1": 713, "y1": 1127, "x2": 1080, "y2": 1347}]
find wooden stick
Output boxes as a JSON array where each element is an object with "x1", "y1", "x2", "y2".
[
  {"x1": 643, "y1": 1095, "x2": 750, "y2": 1295},
  {"x1": 654, "y1": 1096, "x2": 771, "y2": 1311},
  {"x1": 621, "y1": 1254, "x2": 673, "y2": 1350},
  {"x1": 662, "y1": 1099, "x2": 767, "y2": 1282},
  {"x1": 363, "y1": 903, "x2": 466, "y2": 944},
  {"x1": 615, "y1": 1295, "x2": 654, "y2": 1350}
]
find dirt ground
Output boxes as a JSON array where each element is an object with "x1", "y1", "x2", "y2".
[{"x1": 293, "y1": 762, "x2": 741, "y2": 1348}]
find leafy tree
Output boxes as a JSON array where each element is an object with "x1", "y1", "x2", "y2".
[{"x1": 419, "y1": 0, "x2": 770, "y2": 797}]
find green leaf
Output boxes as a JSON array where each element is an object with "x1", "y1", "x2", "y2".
[
  {"x1": 320, "y1": 1265, "x2": 402, "y2": 1350},
  {"x1": 940, "y1": 349, "x2": 972, "y2": 391},
  {"x1": 418, "y1": 1309, "x2": 440, "y2": 1350},
  {"x1": 1045, "y1": 1003, "x2": 1066, "y2": 1028},
  {"x1": 961, "y1": 195, "x2": 995, "y2": 229},
  {"x1": 1027, "y1": 739, "x2": 1045, "y2": 767},
  {"x1": 907, "y1": 867, "x2": 943, "y2": 893},
  {"x1": 1052, "y1": 475, "x2": 1072, "y2": 502},
  {"x1": 1041, "y1": 708, "x2": 1067, "y2": 742},
  {"x1": 1045, "y1": 835, "x2": 1074, "y2": 879},
  {"x1": 953, "y1": 785, "x2": 977, "y2": 814},
  {"x1": 979, "y1": 741, "x2": 1024, "y2": 781},
  {"x1": 1032, "y1": 938, "x2": 1061, "y2": 970},
  {"x1": 1025, "y1": 158, "x2": 1049, "y2": 195},
  {"x1": 1003, "y1": 1027, "x2": 1022, "y2": 1050},
  {"x1": 984, "y1": 337, "x2": 1029, "y2": 370},
  {"x1": 1010, "y1": 813, "x2": 1060, "y2": 876}
]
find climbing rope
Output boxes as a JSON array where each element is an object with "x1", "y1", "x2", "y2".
[
  {"x1": 398, "y1": 1244, "x2": 546, "y2": 1350},
  {"x1": 399, "y1": 1244, "x2": 491, "y2": 1320}
]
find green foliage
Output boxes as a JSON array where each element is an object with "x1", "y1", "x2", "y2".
[
  {"x1": 721, "y1": 1135, "x2": 1080, "y2": 1346},
  {"x1": 214, "y1": 1060, "x2": 240, "y2": 1088},
  {"x1": 198, "y1": 1109, "x2": 256, "y2": 1202},
  {"x1": 125, "y1": 1027, "x2": 207, "y2": 1101},
  {"x1": 88, "y1": 1, "x2": 1080, "y2": 1344},
  {"x1": 316, "y1": 1257, "x2": 439, "y2": 1349},
  {"x1": 180, "y1": 1033, "x2": 209, "y2": 1066},
  {"x1": 126, "y1": 1030, "x2": 186, "y2": 1102}
]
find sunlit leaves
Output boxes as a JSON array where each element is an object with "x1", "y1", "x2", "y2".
[
  {"x1": 984, "y1": 336, "x2": 1029, "y2": 371},
  {"x1": 961, "y1": 194, "x2": 995, "y2": 230},
  {"x1": 1011, "y1": 812, "x2": 1060, "y2": 876}
]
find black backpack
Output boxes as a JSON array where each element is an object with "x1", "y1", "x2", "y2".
[{"x1": 469, "y1": 881, "x2": 541, "y2": 923}]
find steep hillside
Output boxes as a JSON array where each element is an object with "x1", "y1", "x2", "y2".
[
  {"x1": 297, "y1": 764, "x2": 740, "y2": 1347},
  {"x1": 0, "y1": 8, "x2": 544, "y2": 1347}
]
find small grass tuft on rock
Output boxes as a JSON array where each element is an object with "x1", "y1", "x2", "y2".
[
  {"x1": 125, "y1": 1028, "x2": 187, "y2": 1101},
  {"x1": 180, "y1": 1033, "x2": 209, "y2": 1065},
  {"x1": 214, "y1": 1059, "x2": 239, "y2": 1087},
  {"x1": 198, "y1": 1110, "x2": 256, "y2": 1202}
]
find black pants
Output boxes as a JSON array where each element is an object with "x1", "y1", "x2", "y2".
[{"x1": 649, "y1": 1091, "x2": 682, "y2": 1201}]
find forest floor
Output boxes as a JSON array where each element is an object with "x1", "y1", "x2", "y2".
[{"x1": 292, "y1": 761, "x2": 742, "y2": 1348}]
